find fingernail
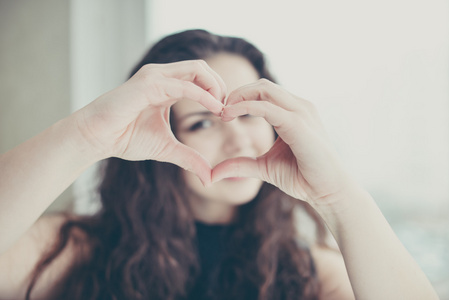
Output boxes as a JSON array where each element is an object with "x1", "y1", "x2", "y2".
[{"x1": 220, "y1": 108, "x2": 231, "y2": 121}]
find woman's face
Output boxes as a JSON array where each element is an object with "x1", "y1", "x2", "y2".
[{"x1": 172, "y1": 53, "x2": 275, "y2": 223}]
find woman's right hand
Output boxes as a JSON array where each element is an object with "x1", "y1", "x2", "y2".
[{"x1": 74, "y1": 60, "x2": 226, "y2": 184}]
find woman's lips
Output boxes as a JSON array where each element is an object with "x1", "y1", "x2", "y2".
[{"x1": 224, "y1": 177, "x2": 246, "y2": 182}]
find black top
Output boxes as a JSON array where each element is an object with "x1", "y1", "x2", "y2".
[
  {"x1": 188, "y1": 221, "x2": 236, "y2": 299},
  {"x1": 187, "y1": 221, "x2": 315, "y2": 300}
]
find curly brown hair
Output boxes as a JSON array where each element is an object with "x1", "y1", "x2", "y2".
[{"x1": 26, "y1": 29, "x2": 328, "y2": 300}]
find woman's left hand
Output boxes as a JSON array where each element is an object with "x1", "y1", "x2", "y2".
[{"x1": 212, "y1": 79, "x2": 354, "y2": 205}]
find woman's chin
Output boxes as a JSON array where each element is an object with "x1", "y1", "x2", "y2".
[
  {"x1": 182, "y1": 171, "x2": 263, "y2": 205},
  {"x1": 210, "y1": 177, "x2": 263, "y2": 205}
]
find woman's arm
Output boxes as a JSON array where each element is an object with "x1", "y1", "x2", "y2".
[
  {"x1": 0, "y1": 214, "x2": 76, "y2": 299},
  {"x1": 0, "y1": 116, "x2": 98, "y2": 255},
  {"x1": 313, "y1": 186, "x2": 439, "y2": 300},
  {"x1": 212, "y1": 79, "x2": 439, "y2": 299},
  {"x1": 0, "y1": 60, "x2": 225, "y2": 256},
  {"x1": 311, "y1": 245, "x2": 355, "y2": 300}
]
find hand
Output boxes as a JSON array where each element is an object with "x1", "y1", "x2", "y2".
[
  {"x1": 212, "y1": 79, "x2": 353, "y2": 204},
  {"x1": 74, "y1": 60, "x2": 226, "y2": 184},
  {"x1": 213, "y1": 80, "x2": 440, "y2": 300}
]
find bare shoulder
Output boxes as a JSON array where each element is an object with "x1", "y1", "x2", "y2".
[
  {"x1": 0, "y1": 213, "x2": 88, "y2": 299},
  {"x1": 310, "y1": 245, "x2": 355, "y2": 300}
]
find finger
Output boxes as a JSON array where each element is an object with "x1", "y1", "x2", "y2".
[
  {"x1": 163, "y1": 79, "x2": 224, "y2": 115},
  {"x1": 163, "y1": 141, "x2": 212, "y2": 186},
  {"x1": 161, "y1": 60, "x2": 227, "y2": 102},
  {"x1": 227, "y1": 79, "x2": 298, "y2": 110},
  {"x1": 211, "y1": 156, "x2": 262, "y2": 183},
  {"x1": 222, "y1": 100, "x2": 286, "y2": 127},
  {"x1": 222, "y1": 100, "x2": 301, "y2": 145},
  {"x1": 196, "y1": 61, "x2": 227, "y2": 102}
]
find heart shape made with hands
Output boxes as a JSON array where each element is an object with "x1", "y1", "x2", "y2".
[
  {"x1": 165, "y1": 78, "x2": 338, "y2": 202},
  {"x1": 166, "y1": 79, "x2": 301, "y2": 192},
  {"x1": 173, "y1": 105, "x2": 275, "y2": 186},
  {"x1": 169, "y1": 98, "x2": 280, "y2": 187}
]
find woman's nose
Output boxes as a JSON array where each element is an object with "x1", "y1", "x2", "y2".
[{"x1": 222, "y1": 118, "x2": 251, "y2": 155}]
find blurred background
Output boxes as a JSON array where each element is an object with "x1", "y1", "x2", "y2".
[{"x1": 1, "y1": 0, "x2": 448, "y2": 298}]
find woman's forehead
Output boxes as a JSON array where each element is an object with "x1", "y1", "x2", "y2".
[
  {"x1": 205, "y1": 53, "x2": 259, "y2": 93},
  {"x1": 172, "y1": 100, "x2": 209, "y2": 119}
]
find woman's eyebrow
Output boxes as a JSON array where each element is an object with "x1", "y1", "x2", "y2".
[{"x1": 177, "y1": 111, "x2": 213, "y2": 122}]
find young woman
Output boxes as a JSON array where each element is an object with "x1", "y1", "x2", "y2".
[{"x1": 0, "y1": 29, "x2": 439, "y2": 300}]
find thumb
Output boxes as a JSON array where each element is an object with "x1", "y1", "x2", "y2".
[
  {"x1": 164, "y1": 142, "x2": 212, "y2": 186},
  {"x1": 211, "y1": 156, "x2": 262, "y2": 183}
]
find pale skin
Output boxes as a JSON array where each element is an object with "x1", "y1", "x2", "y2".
[
  {"x1": 172, "y1": 54, "x2": 276, "y2": 225},
  {"x1": 0, "y1": 54, "x2": 439, "y2": 299}
]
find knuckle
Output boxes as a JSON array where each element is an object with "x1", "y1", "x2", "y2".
[
  {"x1": 261, "y1": 101, "x2": 271, "y2": 111},
  {"x1": 137, "y1": 64, "x2": 159, "y2": 81},
  {"x1": 181, "y1": 79, "x2": 193, "y2": 89},
  {"x1": 258, "y1": 78, "x2": 272, "y2": 86},
  {"x1": 303, "y1": 99, "x2": 317, "y2": 113},
  {"x1": 302, "y1": 98, "x2": 314, "y2": 108},
  {"x1": 257, "y1": 78, "x2": 281, "y2": 97},
  {"x1": 180, "y1": 81, "x2": 196, "y2": 98},
  {"x1": 192, "y1": 59, "x2": 208, "y2": 69},
  {"x1": 140, "y1": 63, "x2": 157, "y2": 74}
]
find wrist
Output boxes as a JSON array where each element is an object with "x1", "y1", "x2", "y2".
[
  {"x1": 55, "y1": 114, "x2": 108, "y2": 166},
  {"x1": 309, "y1": 184, "x2": 376, "y2": 238}
]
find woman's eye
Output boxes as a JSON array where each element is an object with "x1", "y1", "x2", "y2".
[{"x1": 188, "y1": 119, "x2": 213, "y2": 131}]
